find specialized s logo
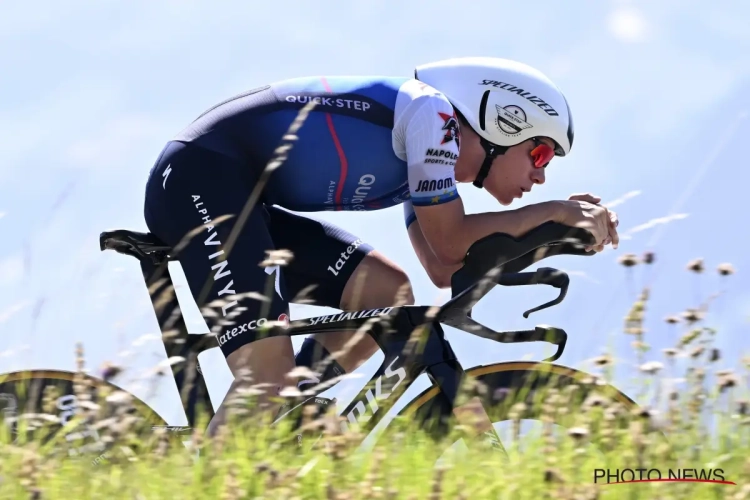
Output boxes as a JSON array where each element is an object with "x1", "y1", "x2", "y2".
[
  {"x1": 341, "y1": 356, "x2": 407, "y2": 433},
  {"x1": 438, "y1": 111, "x2": 460, "y2": 149}
]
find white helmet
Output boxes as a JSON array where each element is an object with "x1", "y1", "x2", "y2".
[{"x1": 415, "y1": 57, "x2": 574, "y2": 187}]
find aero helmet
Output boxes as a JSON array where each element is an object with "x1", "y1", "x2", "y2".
[{"x1": 414, "y1": 56, "x2": 574, "y2": 188}]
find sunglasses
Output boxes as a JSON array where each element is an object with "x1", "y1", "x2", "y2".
[{"x1": 530, "y1": 138, "x2": 555, "y2": 168}]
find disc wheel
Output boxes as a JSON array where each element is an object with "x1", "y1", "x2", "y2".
[{"x1": 0, "y1": 369, "x2": 171, "y2": 464}]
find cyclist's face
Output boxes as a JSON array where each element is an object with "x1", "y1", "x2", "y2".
[{"x1": 484, "y1": 137, "x2": 554, "y2": 206}]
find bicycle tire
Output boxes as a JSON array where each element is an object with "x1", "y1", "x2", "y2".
[
  {"x1": 393, "y1": 361, "x2": 664, "y2": 453},
  {"x1": 0, "y1": 369, "x2": 171, "y2": 463}
]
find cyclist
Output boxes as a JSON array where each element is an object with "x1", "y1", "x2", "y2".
[{"x1": 142, "y1": 56, "x2": 619, "y2": 436}]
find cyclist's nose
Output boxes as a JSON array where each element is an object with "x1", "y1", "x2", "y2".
[{"x1": 531, "y1": 168, "x2": 546, "y2": 185}]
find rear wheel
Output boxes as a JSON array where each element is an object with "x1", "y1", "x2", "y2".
[{"x1": 0, "y1": 369, "x2": 172, "y2": 465}]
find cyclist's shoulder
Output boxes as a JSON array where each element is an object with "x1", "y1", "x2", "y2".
[
  {"x1": 392, "y1": 79, "x2": 454, "y2": 123},
  {"x1": 267, "y1": 75, "x2": 450, "y2": 107},
  {"x1": 395, "y1": 78, "x2": 448, "y2": 99},
  {"x1": 268, "y1": 75, "x2": 407, "y2": 98}
]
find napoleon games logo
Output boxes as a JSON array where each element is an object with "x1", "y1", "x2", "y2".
[
  {"x1": 438, "y1": 111, "x2": 460, "y2": 149},
  {"x1": 495, "y1": 104, "x2": 533, "y2": 137}
]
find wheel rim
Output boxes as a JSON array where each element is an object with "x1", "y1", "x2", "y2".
[
  {"x1": 404, "y1": 362, "x2": 638, "y2": 416},
  {"x1": 0, "y1": 369, "x2": 169, "y2": 461}
]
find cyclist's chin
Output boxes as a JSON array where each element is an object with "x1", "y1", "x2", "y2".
[
  {"x1": 485, "y1": 185, "x2": 515, "y2": 206},
  {"x1": 494, "y1": 192, "x2": 514, "y2": 206}
]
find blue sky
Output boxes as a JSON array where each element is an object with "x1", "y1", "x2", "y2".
[{"x1": 1, "y1": 0, "x2": 749, "y2": 427}]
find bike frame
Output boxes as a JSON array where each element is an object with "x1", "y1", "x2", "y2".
[{"x1": 101, "y1": 221, "x2": 596, "y2": 441}]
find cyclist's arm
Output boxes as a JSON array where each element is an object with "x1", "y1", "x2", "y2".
[
  {"x1": 414, "y1": 198, "x2": 561, "y2": 265},
  {"x1": 403, "y1": 201, "x2": 462, "y2": 288}
]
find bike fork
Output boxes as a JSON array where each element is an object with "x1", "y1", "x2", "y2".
[{"x1": 426, "y1": 360, "x2": 508, "y2": 459}]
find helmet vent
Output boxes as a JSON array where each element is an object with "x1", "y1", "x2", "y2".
[{"x1": 478, "y1": 90, "x2": 490, "y2": 131}]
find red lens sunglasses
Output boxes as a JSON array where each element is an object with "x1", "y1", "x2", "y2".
[{"x1": 530, "y1": 138, "x2": 555, "y2": 168}]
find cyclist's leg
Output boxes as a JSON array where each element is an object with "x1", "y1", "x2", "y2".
[
  {"x1": 266, "y1": 207, "x2": 415, "y2": 389},
  {"x1": 292, "y1": 251, "x2": 415, "y2": 381},
  {"x1": 322, "y1": 249, "x2": 415, "y2": 369},
  {"x1": 143, "y1": 141, "x2": 295, "y2": 434},
  {"x1": 298, "y1": 252, "x2": 415, "y2": 397}
]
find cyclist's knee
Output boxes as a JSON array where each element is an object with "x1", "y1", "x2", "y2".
[
  {"x1": 341, "y1": 250, "x2": 414, "y2": 310},
  {"x1": 387, "y1": 267, "x2": 415, "y2": 306}
]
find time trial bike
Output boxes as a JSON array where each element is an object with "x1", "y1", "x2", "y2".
[{"x1": 0, "y1": 221, "x2": 658, "y2": 465}]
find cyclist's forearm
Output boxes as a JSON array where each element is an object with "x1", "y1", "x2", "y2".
[
  {"x1": 447, "y1": 201, "x2": 561, "y2": 264},
  {"x1": 466, "y1": 200, "x2": 561, "y2": 238}
]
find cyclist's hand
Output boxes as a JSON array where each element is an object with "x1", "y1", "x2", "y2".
[
  {"x1": 567, "y1": 193, "x2": 619, "y2": 251},
  {"x1": 568, "y1": 193, "x2": 602, "y2": 205},
  {"x1": 555, "y1": 199, "x2": 619, "y2": 252}
]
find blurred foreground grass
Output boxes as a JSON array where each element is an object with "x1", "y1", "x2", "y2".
[{"x1": 0, "y1": 255, "x2": 748, "y2": 499}]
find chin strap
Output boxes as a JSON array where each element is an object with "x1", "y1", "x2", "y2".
[{"x1": 472, "y1": 137, "x2": 509, "y2": 189}]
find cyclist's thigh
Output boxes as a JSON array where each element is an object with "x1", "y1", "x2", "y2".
[
  {"x1": 345, "y1": 251, "x2": 414, "y2": 308},
  {"x1": 265, "y1": 206, "x2": 372, "y2": 308},
  {"x1": 143, "y1": 141, "x2": 291, "y2": 362},
  {"x1": 266, "y1": 206, "x2": 412, "y2": 310}
]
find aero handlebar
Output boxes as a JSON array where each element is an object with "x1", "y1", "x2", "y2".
[
  {"x1": 438, "y1": 221, "x2": 596, "y2": 362},
  {"x1": 450, "y1": 221, "x2": 596, "y2": 296}
]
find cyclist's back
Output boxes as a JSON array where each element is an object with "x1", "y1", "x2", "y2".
[{"x1": 170, "y1": 75, "x2": 460, "y2": 213}]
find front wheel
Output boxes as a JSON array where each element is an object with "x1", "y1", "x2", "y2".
[{"x1": 395, "y1": 361, "x2": 667, "y2": 459}]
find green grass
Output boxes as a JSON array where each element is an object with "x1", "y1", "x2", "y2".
[
  {"x1": 1, "y1": 261, "x2": 749, "y2": 499},
  {"x1": 1, "y1": 392, "x2": 748, "y2": 499}
]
